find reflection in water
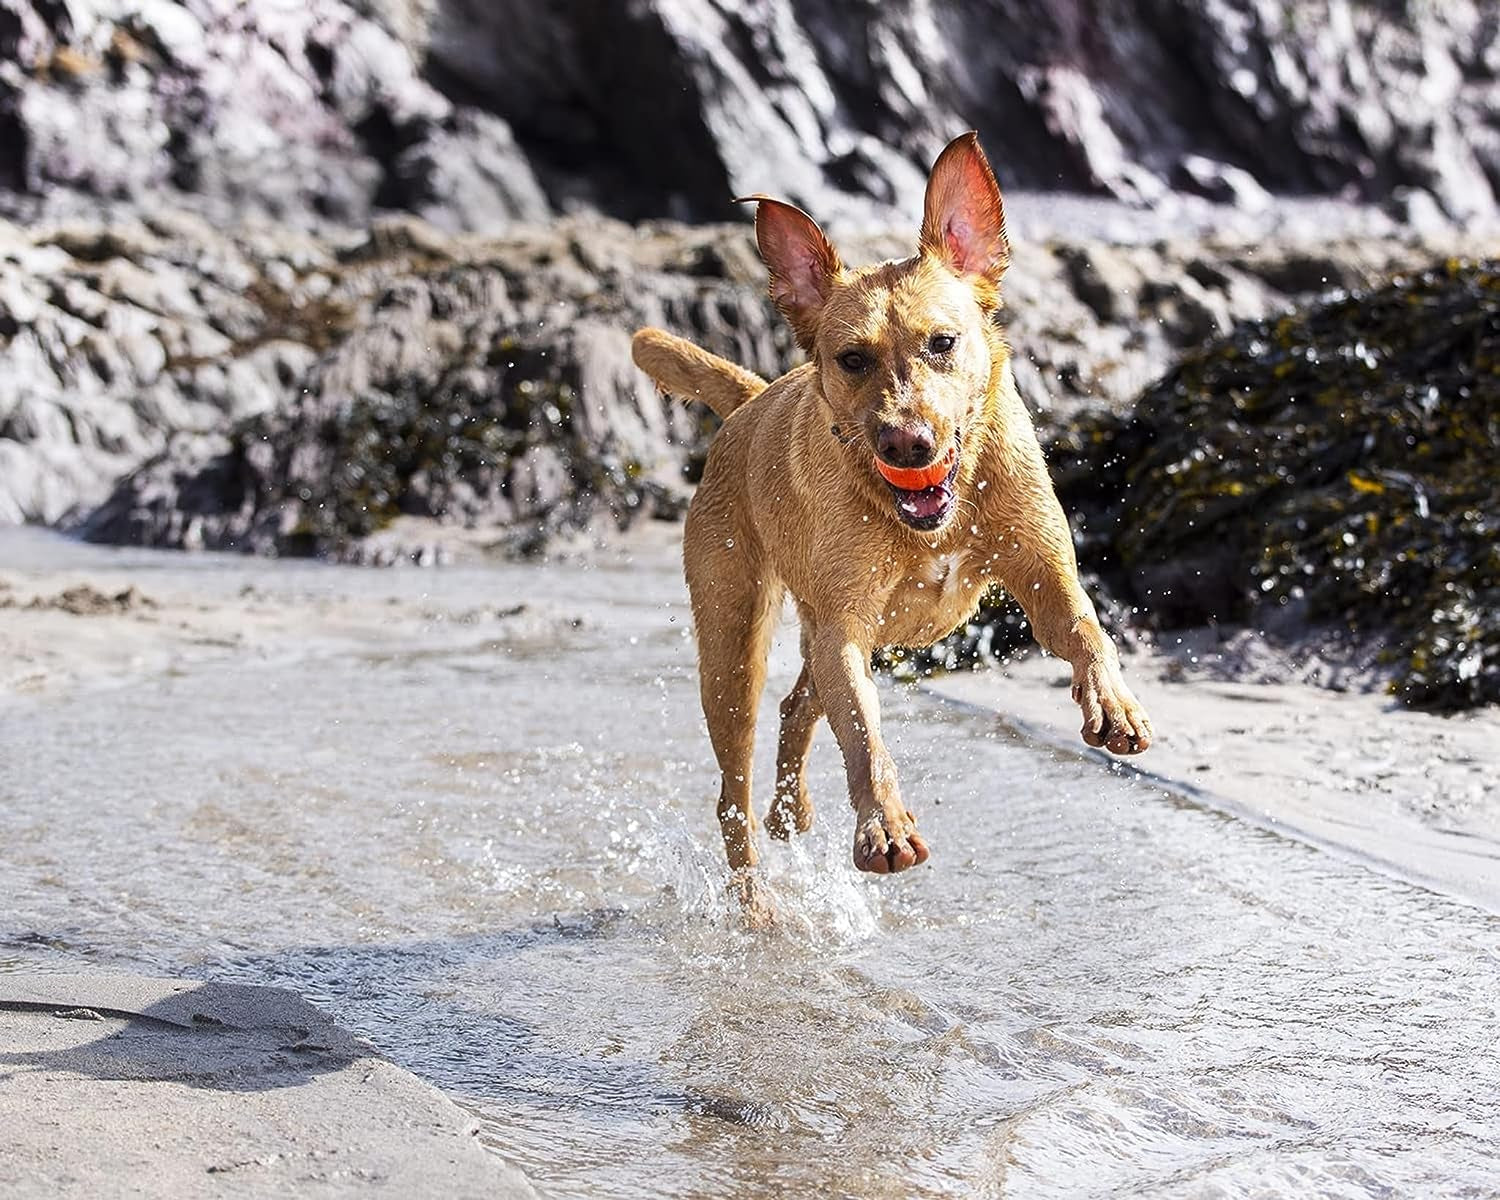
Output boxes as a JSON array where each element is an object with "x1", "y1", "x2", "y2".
[{"x1": 2, "y1": 543, "x2": 1498, "y2": 1198}]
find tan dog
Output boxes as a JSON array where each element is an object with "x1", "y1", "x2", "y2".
[{"x1": 632, "y1": 133, "x2": 1152, "y2": 916}]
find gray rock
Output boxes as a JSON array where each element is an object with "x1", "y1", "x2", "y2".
[
  {"x1": 1386, "y1": 186, "x2": 1452, "y2": 237},
  {"x1": 1054, "y1": 245, "x2": 1142, "y2": 324},
  {"x1": 71, "y1": 215, "x2": 796, "y2": 558},
  {"x1": 393, "y1": 110, "x2": 551, "y2": 233},
  {"x1": 1172, "y1": 155, "x2": 1272, "y2": 212},
  {"x1": 0, "y1": 0, "x2": 547, "y2": 230},
  {"x1": 44, "y1": 210, "x2": 1483, "y2": 559},
  {"x1": 5, "y1": 0, "x2": 1500, "y2": 229}
]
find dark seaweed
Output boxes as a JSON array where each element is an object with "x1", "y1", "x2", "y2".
[{"x1": 917, "y1": 259, "x2": 1500, "y2": 712}]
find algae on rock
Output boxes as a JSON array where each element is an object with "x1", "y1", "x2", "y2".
[{"x1": 939, "y1": 259, "x2": 1500, "y2": 712}]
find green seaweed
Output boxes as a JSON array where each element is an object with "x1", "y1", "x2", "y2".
[{"x1": 226, "y1": 333, "x2": 680, "y2": 558}]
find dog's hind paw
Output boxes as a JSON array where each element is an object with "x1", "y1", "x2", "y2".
[
  {"x1": 729, "y1": 868, "x2": 779, "y2": 930},
  {"x1": 852, "y1": 805, "x2": 930, "y2": 875},
  {"x1": 766, "y1": 779, "x2": 814, "y2": 840}
]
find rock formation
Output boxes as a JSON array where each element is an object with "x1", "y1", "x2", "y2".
[
  {"x1": 3, "y1": 0, "x2": 1498, "y2": 707},
  {"x1": 2, "y1": 1, "x2": 1496, "y2": 229},
  {"x1": 17, "y1": 208, "x2": 1468, "y2": 558}
]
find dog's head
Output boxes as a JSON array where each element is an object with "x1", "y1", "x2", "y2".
[{"x1": 742, "y1": 132, "x2": 1009, "y2": 533}]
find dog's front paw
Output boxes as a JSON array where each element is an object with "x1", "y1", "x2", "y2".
[
  {"x1": 853, "y1": 804, "x2": 930, "y2": 875},
  {"x1": 1071, "y1": 660, "x2": 1153, "y2": 755}
]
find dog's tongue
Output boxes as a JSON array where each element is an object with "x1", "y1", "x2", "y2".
[{"x1": 898, "y1": 485, "x2": 950, "y2": 520}]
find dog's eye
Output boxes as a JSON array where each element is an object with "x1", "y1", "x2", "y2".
[
  {"x1": 929, "y1": 333, "x2": 957, "y2": 355},
  {"x1": 837, "y1": 350, "x2": 870, "y2": 373}
]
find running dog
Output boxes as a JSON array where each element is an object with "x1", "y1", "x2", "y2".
[{"x1": 632, "y1": 133, "x2": 1152, "y2": 919}]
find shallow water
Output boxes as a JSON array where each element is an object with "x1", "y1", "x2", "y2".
[{"x1": 2, "y1": 532, "x2": 1498, "y2": 1197}]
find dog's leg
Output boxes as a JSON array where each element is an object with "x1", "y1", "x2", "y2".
[
  {"x1": 810, "y1": 624, "x2": 930, "y2": 874},
  {"x1": 993, "y1": 420, "x2": 1154, "y2": 755},
  {"x1": 685, "y1": 534, "x2": 781, "y2": 921},
  {"x1": 1015, "y1": 573, "x2": 1150, "y2": 754},
  {"x1": 769, "y1": 652, "x2": 822, "y2": 839},
  {"x1": 694, "y1": 583, "x2": 778, "y2": 869}
]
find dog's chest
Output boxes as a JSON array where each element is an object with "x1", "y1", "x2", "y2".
[{"x1": 876, "y1": 549, "x2": 990, "y2": 646}]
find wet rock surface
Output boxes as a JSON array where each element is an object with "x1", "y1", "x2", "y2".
[
  {"x1": 6, "y1": 203, "x2": 1476, "y2": 556},
  {"x1": 943, "y1": 260, "x2": 1500, "y2": 712},
  {"x1": 2, "y1": 1, "x2": 1498, "y2": 228},
  {"x1": 0, "y1": 0, "x2": 547, "y2": 231},
  {"x1": 67, "y1": 216, "x2": 791, "y2": 558}
]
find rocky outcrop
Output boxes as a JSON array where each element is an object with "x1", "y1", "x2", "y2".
[
  {"x1": 0, "y1": 211, "x2": 326, "y2": 525},
  {"x1": 3, "y1": 1, "x2": 1498, "y2": 229},
  {"x1": 4, "y1": 1, "x2": 1496, "y2": 709},
  {"x1": 1, "y1": 200, "x2": 1481, "y2": 553},
  {"x1": 0, "y1": 0, "x2": 547, "y2": 230},
  {"x1": 440, "y1": 0, "x2": 1500, "y2": 223},
  {"x1": 4, "y1": 0, "x2": 1498, "y2": 550},
  {"x1": 46, "y1": 215, "x2": 791, "y2": 555}
]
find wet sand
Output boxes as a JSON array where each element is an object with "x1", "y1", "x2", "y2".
[
  {"x1": 0, "y1": 972, "x2": 534, "y2": 1198},
  {"x1": 929, "y1": 650, "x2": 1500, "y2": 916},
  {"x1": 2, "y1": 526, "x2": 1499, "y2": 1197},
  {"x1": 3, "y1": 525, "x2": 1495, "y2": 915}
]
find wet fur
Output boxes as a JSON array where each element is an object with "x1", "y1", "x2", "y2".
[
  {"x1": 631, "y1": 134, "x2": 1152, "y2": 918},
  {"x1": 631, "y1": 326, "x2": 767, "y2": 418}
]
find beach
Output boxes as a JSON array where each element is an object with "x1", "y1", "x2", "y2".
[{"x1": 4, "y1": 526, "x2": 1497, "y2": 1196}]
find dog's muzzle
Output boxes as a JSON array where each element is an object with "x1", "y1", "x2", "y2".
[{"x1": 874, "y1": 439, "x2": 960, "y2": 531}]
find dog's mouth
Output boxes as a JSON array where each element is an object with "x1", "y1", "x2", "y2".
[{"x1": 875, "y1": 440, "x2": 960, "y2": 531}]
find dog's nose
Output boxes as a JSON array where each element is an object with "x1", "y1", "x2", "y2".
[{"x1": 876, "y1": 422, "x2": 937, "y2": 468}]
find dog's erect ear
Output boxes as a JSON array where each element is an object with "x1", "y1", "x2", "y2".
[
  {"x1": 737, "y1": 194, "x2": 842, "y2": 350},
  {"x1": 920, "y1": 132, "x2": 1009, "y2": 285}
]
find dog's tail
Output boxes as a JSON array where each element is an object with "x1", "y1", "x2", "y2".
[{"x1": 631, "y1": 328, "x2": 767, "y2": 420}]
